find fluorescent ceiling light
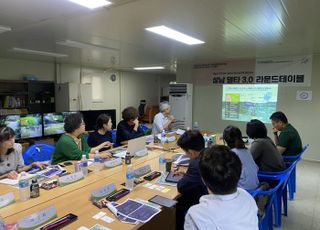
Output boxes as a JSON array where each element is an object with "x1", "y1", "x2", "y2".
[
  {"x1": 134, "y1": 66, "x2": 165, "y2": 70},
  {"x1": 145, "y1": 25, "x2": 205, "y2": 45},
  {"x1": 56, "y1": 39, "x2": 118, "y2": 51},
  {"x1": 0, "y1": 25, "x2": 12, "y2": 34},
  {"x1": 68, "y1": 0, "x2": 112, "y2": 9},
  {"x1": 10, "y1": 47, "x2": 68, "y2": 58}
]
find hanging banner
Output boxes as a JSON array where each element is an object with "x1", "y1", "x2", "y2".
[
  {"x1": 255, "y1": 55, "x2": 312, "y2": 86},
  {"x1": 192, "y1": 55, "x2": 312, "y2": 86},
  {"x1": 193, "y1": 59, "x2": 255, "y2": 85}
]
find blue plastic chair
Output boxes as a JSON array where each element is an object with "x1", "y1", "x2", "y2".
[
  {"x1": 111, "y1": 129, "x2": 118, "y2": 147},
  {"x1": 282, "y1": 144, "x2": 309, "y2": 200},
  {"x1": 249, "y1": 174, "x2": 288, "y2": 230},
  {"x1": 258, "y1": 160, "x2": 298, "y2": 228},
  {"x1": 23, "y1": 143, "x2": 55, "y2": 165}
]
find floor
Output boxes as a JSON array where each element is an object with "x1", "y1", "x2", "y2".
[{"x1": 280, "y1": 160, "x2": 320, "y2": 230}]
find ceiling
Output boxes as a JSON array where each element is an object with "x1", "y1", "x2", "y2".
[{"x1": 0, "y1": 0, "x2": 319, "y2": 72}]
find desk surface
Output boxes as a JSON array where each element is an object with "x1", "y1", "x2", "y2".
[
  {"x1": 4, "y1": 152, "x2": 179, "y2": 229},
  {"x1": 1, "y1": 133, "x2": 220, "y2": 228}
]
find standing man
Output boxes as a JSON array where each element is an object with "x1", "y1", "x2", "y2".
[
  {"x1": 152, "y1": 101, "x2": 174, "y2": 134},
  {"x1": 270, "y1": 111, "x2": 302, "y2": 156}
]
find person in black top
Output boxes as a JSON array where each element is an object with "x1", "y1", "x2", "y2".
[
  {"x1": 116, "y1": 107, "x2": 144, "y2": 145},
  {"x1": 175, "y1": 130, "x2": 208, "y2": 230},
  {"x1": 87, "y1": 114, "x2": 113, "y2": 149}
]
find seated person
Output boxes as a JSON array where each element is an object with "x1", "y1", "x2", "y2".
[
  {"x1": 87, "y1": 114, "x2": 113, "y2": 148},
  {"x1": 0, "y1": 126, "x2": 46, "y2": 179},
  {"x1": 52, "y1": 113, "x2": 111, "y2": 165},
  {"x1": 152, "y1": 101, "x2": 174, "y2": 134},
  {"x1": 223, "y1": 126, "x2": 259, "y2": 190},
  {"x1": 184, "y1": 145, "x2": 258, "y2": 230},
  {"x1": 270, "y1": 111, "x2": 302, "y2": 156},
  {"x1": 116, "y1": 107, "x2": 144, "y2": 145},
  {"x1": 175, "y1": 130, "x2": 208, "y2": 229},
  {"x1": 246, "y1": 119, "x2": 285, "y2": 172}
]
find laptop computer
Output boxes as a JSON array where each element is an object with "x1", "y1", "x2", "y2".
[{"x1": 112, "y1": 136, "x2": 147, "y2": 158}]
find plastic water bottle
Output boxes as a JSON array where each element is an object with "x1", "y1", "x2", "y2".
[
  {"x1": 161, "y1": 130, "x2": 166, "y2": 144},
  {"x1": 80, "y1": 155, "x2": 88, "y2": 177},
  {"x1": 93, "y1": 151, "x2": 101, "y2": 173},
  {"x1": 125, "y1": 165, "x2": 134, "y2": 190},
  {"x1": 159, "y1": 152, "x2": 166, "y2": 173},
  {"x1": 203, "y1": 133, "x2": 208, "y2": 148},
  {"x1": 19, "y1": 172, "x2": 30, "y2": 202}
]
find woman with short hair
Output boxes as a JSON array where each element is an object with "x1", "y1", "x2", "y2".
[{"x1": 116, "y1": 107, "x2": 144, "y2": 145}]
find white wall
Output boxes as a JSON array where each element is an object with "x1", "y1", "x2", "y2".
[
  {"x1": 57, "y1": 64, "x2": 175, "y2": 123},
  {"x1": 177, "y1": 55, "x2": 320, "y2": 161},
  {"x1": 0, "y1": 57, "x2": 54, "y2": 81}
]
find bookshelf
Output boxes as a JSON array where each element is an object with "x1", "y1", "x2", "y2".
[{"x1": 0, "y1": 80, "x2": 55, "y2": 115}]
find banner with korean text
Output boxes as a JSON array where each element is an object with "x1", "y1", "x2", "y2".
[{"x1": 193, "y1": 55, "x2": 312, "y2": 86}]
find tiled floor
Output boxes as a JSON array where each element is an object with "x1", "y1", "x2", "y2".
[{"x1": 280, "y1": 160, "x2": 320, "y2": 230}]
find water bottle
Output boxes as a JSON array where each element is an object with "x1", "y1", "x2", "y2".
[
  {"x1": 203, "y1": 133, "x2": 208, "y2": 148},
  {"x1": 159, "y1": 152, "x2": 166, "y2": 173},
  {"x1": 19, "y1": 172, "x2": 30, "y2": 202},
  {"x1": 30, "y1": 179, "x2": 40, "y2": 198},
  {"x1": 93, "y1": 151, "x2": 101, "y2": 173},
  {"x1": 125, "y1": 165, "x2": 134, "y2": 190},
  {"x1": 161, "y1": 130, "x2": 166, "y2": 144},
  {"x1": 80, "y1": 155, "x2": 88, "y2": 177},
  {"x1": 193, "y1": 121, "x2": 199, "y2": 130}
]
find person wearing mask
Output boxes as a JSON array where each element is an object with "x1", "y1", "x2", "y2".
[
  {"x1": 152, "y1": 101, "x2": 174, "y2": 134},
  {"x1": 116, "y1": 107, "x2": 144, "y2": 145},
  {"x1": 246, "y1": 119, "x2": 285, "y2": 172},
  {"x1": 175, "y1": 130, "x2": 208, "y2": 229},
  {"x1": 52, "y1": 113, "x2": 111, "y2": 165},
  {"x1": 270, "y1": 111, "x2": 302, "y2": 156},
  {"x1": 0, "y1": 126, "x2": 46, "y2": 179},
  {"x1": 88, "y1": 114, "x2": 113, "y2": 148},
  {"x1": 223, "y1": 125, "x2": 259, "y2": 190},
  {"x1": 184, "y1": 145, "x2": 258, "y2": 230}
]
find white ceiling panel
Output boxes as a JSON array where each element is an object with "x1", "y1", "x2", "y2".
[{"x1": 0, "y1": 0, "x2": 319, "y2": 70}]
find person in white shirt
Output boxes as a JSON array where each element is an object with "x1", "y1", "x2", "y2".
[
  {"x1": 184, "y1": 145, "x2": 258, "y2": 230},
  {"x1": 152, "y1": 101, "x2": 174, "y2": 134}
]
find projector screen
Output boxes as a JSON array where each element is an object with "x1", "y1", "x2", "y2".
[{"x1": 222, "y1": 84, "x2": 278, "y2": 123}]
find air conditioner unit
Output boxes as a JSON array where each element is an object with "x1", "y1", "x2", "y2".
[{"x1": 169, "y1": 83, "x2": 193, "y2": 129}]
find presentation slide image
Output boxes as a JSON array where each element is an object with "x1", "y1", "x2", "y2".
[{"x1": 222, "y1": 84, "x2": 278, "y2": 123}]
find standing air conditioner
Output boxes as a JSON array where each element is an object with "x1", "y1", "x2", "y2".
[{"x1": 169, "y1": 83, "x2": 193, "y2": 129}]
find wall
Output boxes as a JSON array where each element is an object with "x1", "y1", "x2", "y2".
[
  {"x1": 57, "y1": 64, "x2": 175, "y2": 123},
  {"x1": 177, "y1": 56, "x2": 320, "y2": 161},
  {"x1": 0, "y1": 57, "x2": 54, "y2": 81},
  {"x1": 0, "y1": 57, "x2": 175, "y2": 124}
]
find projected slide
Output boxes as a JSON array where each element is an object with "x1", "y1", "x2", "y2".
[{"x1": 222, "y1": 84, "x2": 278, "y2": 123}]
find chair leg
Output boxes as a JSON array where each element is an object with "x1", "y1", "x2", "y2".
[
  {"x1": 282, "y1": 186, "x2": 288, "y2": 217},
  {"x1": 273, "y1": 190, "x2": 282, "y2": 227}
]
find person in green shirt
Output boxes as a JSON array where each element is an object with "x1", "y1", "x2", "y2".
[
  {"x1": 52, "y1": 113, "x2": 111, "y2": 165},
  {"x1": 270, "y1": 111, "x2": 302, "y2": 156}
]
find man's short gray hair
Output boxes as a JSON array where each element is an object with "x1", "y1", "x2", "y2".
[{"x1": 159, "y1": 101, "x2": 170, "y2": 112}]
